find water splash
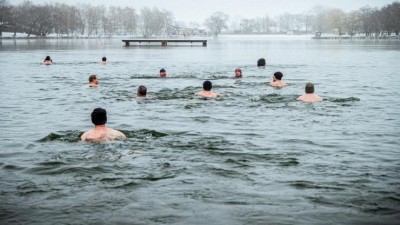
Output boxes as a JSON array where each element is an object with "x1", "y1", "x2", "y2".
[
  {"x1": 37, "y1": 130, "x2": 83, "y2": 142},
  {"x1": 38, "y1": 129, "x2": 167, "y2": 142},
  {"x1": 329, "y1": 97, "x2": 361, "y2": 102}
]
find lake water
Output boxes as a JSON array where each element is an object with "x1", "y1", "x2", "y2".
[{"x1": 0, "y1": 35, "x2": 399, "y2": 225}]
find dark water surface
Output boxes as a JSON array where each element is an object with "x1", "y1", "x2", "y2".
[{"x1": 1, "y1": 36, "x2": 399, "y2": 225}]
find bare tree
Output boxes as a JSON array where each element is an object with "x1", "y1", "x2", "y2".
[
  {"x1": 260, "y1": 14, "x2": 271, "y2": 33},
  {"x1": 359, "y1": 6, "x2": 374, "y2": 36},
  {"x1": 293, "y1": 14, "x2": 305, "y2": 32},
  {"x1": 85, "y1": 5, "x2": 104, "y2": 36},
  {"x1": 240, "y1": 18, "x2": 253, "y2": 33},
  {"x1": 253, "y1": 17, "x2": 263, "y2": 33},
  {"x1": 14, "y1": 1, "x2": 37, "y2": 37},
  {"x1": 346, "y1": 10, "x2": 361, "y2": 36},
  {"x1": 0, "y1": 0, "x2": 11, "y2": 37},
  {"x1": 303, "y1": 12, "x2": 313, "y2": 34},
  {"x1": 370, "y1": 9, "x2": 384, "y2": 36},
  {"x1": 140, "y1": 7, "x2": 152, "y2": 37},
  {"x1": 140, "y1": 7, "x2": 163, "y2": 37},
  {"x1": 381, "y1": 2, "x2": 400, "y2": 36},
  {"x1": 204, "y1": 11, "x2": 229, "y2": 36},
  {"x1": 311, "y1": 5, "x2": 329, "y2": 33},
  {"x1": 229, "y1": 16, "x2": 241, "y2": 33},
  {"x1": 163, "y1": 9, "x2": 175, "y2": 36},
  {"x1": 4, "y1": 1, "x2": 399, "y2": 38},
  {"x1": 327, "y1": 8, "x2": 346, "y2": 35},
  {"x1": 121, "y1": 7, "x2": 137, "y2": 36},
  {"x1": 278, "y1": 13, "x2": 292, "y2": 32}
]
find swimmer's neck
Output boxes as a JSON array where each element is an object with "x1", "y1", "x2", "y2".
[{"x1": 94, "y1": 125, "x2": 106, "y2": 129}]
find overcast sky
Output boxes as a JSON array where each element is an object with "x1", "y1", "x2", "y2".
[{"x1": 12, "y1": 0, "x2": 396, "y2": 23}]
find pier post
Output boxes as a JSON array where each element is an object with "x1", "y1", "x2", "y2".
[{"x1": 122, "y1": 39, "x2": 207, "y2": 46}]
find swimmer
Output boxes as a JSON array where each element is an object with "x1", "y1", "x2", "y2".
[
  {"x1": 88, "y1": 74, "x2": 99, "y2": 87},
  {"x1": 234, "y1": 68, "x2": 242, "y2": 78},
  {"x1": 81, "y1": 108, "x2": 126, "y2": 142},
  {"x1": 137, "y1": 85, "x2": 147, "y2": 97},
  {"x1": 100, "y1": 57, "x2": 107, "y2": 65},
  {"x1": 43, "y1": 56, "x2": 53, "y2": 65},
  {"x1": 297, "y1": 82, "x2": 323, "y2": 103},
  {"x1": 269, "y1": 71, "x2": 288, "y2": 88},
  {"x1": 197, "y1": 80, "x2": 220, "y2": 98},
  {"x1": 159, "y1": 68, "x2": 167, "y2": 78},
  {"x1": 257, "y1": 58, "x2": 266, "y2": 67}
]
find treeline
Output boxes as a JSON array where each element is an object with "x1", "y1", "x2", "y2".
[
  {"x1": 0, "y1": 0, "x2": 399, "y2": 37},
  {"x1": 225, "y1": 2, "x2": 400, "y2": 37},
  {"x1": 277, "y1": 3, "x2": 400, "y2": 36},
  {"x1": 0, "y1": 0, "x2": 177, "y2": 37}
]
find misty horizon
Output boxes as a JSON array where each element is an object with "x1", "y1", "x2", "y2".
[{"x1": 10, "y1": 0, "x2": 396, "y2": 23}]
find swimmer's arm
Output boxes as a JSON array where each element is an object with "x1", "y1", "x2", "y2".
[
  {"x1": 119, "y1": 131, "x2": 127, "y2": 139},
  {"x1": 115, "y1": 130, "x2": 126, "y2": 139},
  {"x1": 80, "y1": 132, "x2": 88, "y2": 141},
  {"x1": 296, "y1": 95, "x2": 303, "y2": 101}
]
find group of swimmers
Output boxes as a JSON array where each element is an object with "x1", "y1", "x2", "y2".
[
  {"x1": 43, "y1": 56, "x2": 322, "y2": 142},
  {"x1": 43, "y1": 56, "x2": 108, "y2": 66}
]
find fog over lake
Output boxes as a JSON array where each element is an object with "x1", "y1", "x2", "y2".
[{"x1": 10, "y1": 0, "x2": 396, "y2": 22}]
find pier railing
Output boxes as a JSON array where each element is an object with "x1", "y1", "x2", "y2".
[{"x1": 122, "y1": 39, "x2": 207, "y2": 47}]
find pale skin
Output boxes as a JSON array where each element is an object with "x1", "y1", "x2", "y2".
[
  {"x1": 269, "y1": 76, "x2": 287, "y2": 87},
  {"x1": 160, "y1": 72, "x2": 167, "y2": 78},
  {"x1": 89, "y1": 78, "x2": 99, "y2": 87},
  {"x1": 235, "y1": 71, "x2": 242, "y2": 78},
  {"x1": 81, "y1": 125, "x2": 126, "y2": 142},
  {"x1": 197, "y1": 90, "x2": 220, "y2": 98},
  {"x1": 100, "y1": 57, "x2": 107, "y2": 64},
  {"x1": 297, "y1": 93, "x2": 323, "y2": 103}
]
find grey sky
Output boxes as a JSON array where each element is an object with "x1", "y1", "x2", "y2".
[{"x1": 12, "y1": 0, "x2": 395, "y2": 23}]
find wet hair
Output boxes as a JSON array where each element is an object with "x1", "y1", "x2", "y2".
[
  {"x1": 274, "y1": 71, "x2": 283, "y2": 80},
  {"x1": 257, "y1": 58, "x2": 266, "y2": 67},
  {"x1": 305, "y1": 82, "x2": 315, "y2": 94},
  {"x1": 89, "y1": 74, "x2": 97, "y2": 82},
  {"x1": 137, "y1": 85, "x2": 147, "y2": 96},
  {"x1": 203, "y1": 80, "x2": 212, "y2": 91},
  {"x1": 91, "y1": 108, "x2": 107, "y2": 125},
  {"x1": 45, "y1": 56, "x2": 51, "y2": 60},
  {"x1": 160, "y1": 68, "x2": 166, "y2": 73},
  {"x1": 102, "y1": 57, "x2": 107, "y2": 62},
  {"x1": 235, "y1": 68, "x2": 242, "y2": 73}
]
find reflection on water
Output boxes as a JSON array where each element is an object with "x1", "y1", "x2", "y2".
[{"x1": 1, "y1": 36, "x2": 400, "y2": 225}]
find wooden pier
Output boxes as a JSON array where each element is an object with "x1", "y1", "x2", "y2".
[{"x1": 122, "y1": 39, "x2": 207, "y2": 47}]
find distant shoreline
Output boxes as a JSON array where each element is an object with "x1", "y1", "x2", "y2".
[{"x1": 1, "y1": 34, "x2": 399, "y2": 40}]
